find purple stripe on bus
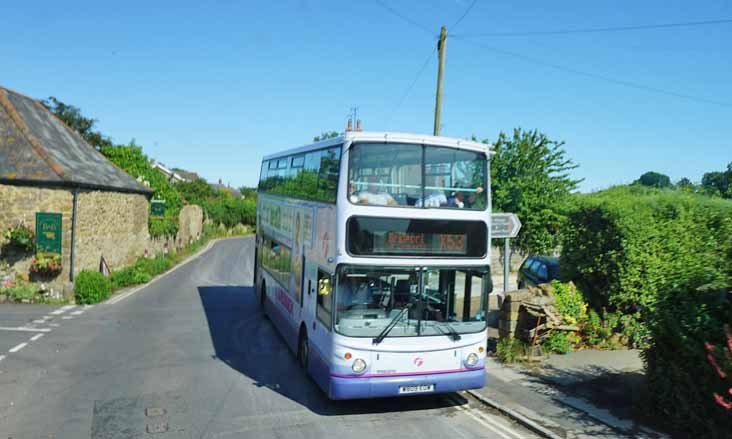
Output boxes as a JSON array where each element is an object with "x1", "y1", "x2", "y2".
[{"x1": 330, "y1": 366, "x2": 484, "y2": 379}]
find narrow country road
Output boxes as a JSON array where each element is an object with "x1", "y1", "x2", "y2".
[{"x1": 0, "y1": 237, "x2": 538, "y2": 439}]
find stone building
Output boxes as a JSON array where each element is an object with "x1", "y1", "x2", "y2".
[{"x1": 0, "y1": 85, "x2": 153, "y2": 288}]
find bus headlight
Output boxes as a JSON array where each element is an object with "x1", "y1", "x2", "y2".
[
  {"x1": 465, "y1": 353, "x2": 479, "y2": 367},
  {"x1": 352, "y1": 358, "x2": 367, "y2": 374}
]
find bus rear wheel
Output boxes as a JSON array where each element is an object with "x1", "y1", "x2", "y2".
[
  {"x1": 260, "y1": 283, "x2": 268, "y2": 320},
  {"x1": 298, "y1": 331, "x2": 309, "y2": 370}
]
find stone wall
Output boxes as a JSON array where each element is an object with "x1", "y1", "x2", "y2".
[
  {"x1": 0, "y1": 184, "x2": 73, "y2": 282},
  {"x1": 1, "y1": 184, "x2": 151, "y2": 292},
  {"x1": 177, "y1": 205, "x2": 203, "y2": 244},
  {"x1": 73, "y1": 190, "x2": 150, "y2": 275}
]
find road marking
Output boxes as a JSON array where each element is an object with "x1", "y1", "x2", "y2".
[
  {"x1": 70, "y1": 310, "x2": 84, "y2": 316},
  {"x1": 0, "y1": 355, "x2": 5, "y2": 362},
  {"x1": 0, "y1": 327, "x2": 52, "y2": 333},
  {"x1": 49, "y1": 305, "x2": 76, "y2": 315},
  {"x1": 61, "y1": 316, "x2": 73, "y2": 320},
  {"x1": 447, "y1": 395, "x2": 526, "y2": 439},
  {"x1": 50, "y1": 323, "x2": 60, "y2": 327},
  {"x1": 30, "y1": 333, "x2": 44, "y2": 342},
  {"x1": 107, "y1": 238, "x2": 219, "y2": 305},
  {"x1": 8, "y1": 342, "x2": 28, "y2": 353}
]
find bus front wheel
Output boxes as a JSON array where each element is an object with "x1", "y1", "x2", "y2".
[{"x1": 298, "y1": 330, "x2": 309, "y2": 370}]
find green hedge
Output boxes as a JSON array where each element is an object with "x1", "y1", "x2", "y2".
[
  {"x1": 560, "y1": 185, "x2": 732, "y2": 435},
  {"x1": 643, "y1": 289, "x2": 732, "y2": 436},
  {"x1": 74, "y1": 270, "x2": 112, "y2": 304},
  {"x1": 560, "y1": 186, "x2": 732, "y2": 345}
]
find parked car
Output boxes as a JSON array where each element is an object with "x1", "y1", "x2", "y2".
[{"x1": 517, "y1": 255, "x2": 562, "y2": 289}]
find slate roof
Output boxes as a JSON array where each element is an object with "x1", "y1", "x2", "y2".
[{"x1": 0, "y1": 86, "x2": 151, "y2": 194}]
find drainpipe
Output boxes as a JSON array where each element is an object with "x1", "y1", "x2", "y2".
[{"x1": 69, "y1": 188, "x2": 78, "y2": 282}]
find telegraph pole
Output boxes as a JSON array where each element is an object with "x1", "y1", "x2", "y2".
[{"x1": 433, "y1": 26, "x2": 447, "y2": 136}]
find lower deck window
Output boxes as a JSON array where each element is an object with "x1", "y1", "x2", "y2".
[{"x1": 261, "y1": 236, "x2": 291, "y2": 288}]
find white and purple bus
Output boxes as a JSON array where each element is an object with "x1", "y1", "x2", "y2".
[{"x1": 255, "y1": 131, "x2": 493, "y2": 399}]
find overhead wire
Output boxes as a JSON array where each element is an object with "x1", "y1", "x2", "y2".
[
  {"x1": 452, "y1": 36, "x2": 732, "y2": 107},
  {"x1": 454, "y1": 18, "x2": 732, "y2": 38},
  {"x1": 386, "y1": 46, "x2": 437, "y2": 129},
  {"x1": 372, "y1": 0, "x2": 435, "y2": 36},
  {"x1": 451, "y1": 0, "x2": 479, "y2": 29}
]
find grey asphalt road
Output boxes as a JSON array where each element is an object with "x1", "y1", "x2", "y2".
[{"x1": 0, "y1": 237, "x2": 538, "y2": 439}]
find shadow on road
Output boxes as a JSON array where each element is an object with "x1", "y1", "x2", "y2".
[{"x1": 197, "y1": 285, "x2": 466, "y2": 416}]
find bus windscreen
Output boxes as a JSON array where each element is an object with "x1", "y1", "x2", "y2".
[{"x1": 347, "y1": 217, "x2": 486, "y2": 257}]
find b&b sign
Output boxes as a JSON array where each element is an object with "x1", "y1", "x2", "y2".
[{"x1": 36, "y1": 212, "x2": 62, "y2": 254}]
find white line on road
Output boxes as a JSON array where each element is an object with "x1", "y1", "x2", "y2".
[
  {"x1": 70, "y1": 310, "x2": 84, "y2": 315},
  {"x1": 61, "y1": 316, "x2": 73, "y2": 320},
  {"x1": 8, "y1": 342, "x2": 28, "y2": 353},
  {"x1": 32, "y1": 320, "x2": 45, "y2": 324},
  {"x1": 49, "y1": 305, "x2": 77, "y2": 315},
  {"x1": 107, "y1": 238, "x2": 219, "y2": 305},
  {"x1": 0, "y1": 327, "x2": 52, "y2": 333},
  {"x1": 447, "y1": 395, "x2": 526, "y2": 439},
  {"x1": 0, "y1": 355, "x2": 5, "y2": 362},
  {"x1": 29, "y1": 333, "x2": 44, "y2": 342}
]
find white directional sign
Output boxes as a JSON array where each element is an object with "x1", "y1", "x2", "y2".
[{"x1": 491, "y1": 213, "x2": 522, "y2": 239}]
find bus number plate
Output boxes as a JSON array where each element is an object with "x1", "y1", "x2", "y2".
[{"x1": 399, "y1": 384, "x2": 434, "y2": 394}]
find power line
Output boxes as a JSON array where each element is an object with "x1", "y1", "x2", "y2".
[
  {"x1": 454, "y1": 18, "x2": 732, "y2": 38},
  {"x1": 386, "y1": 46, "x2": 438, "y2": 128},
  {"x1": 453, "y1": 37, "x2": 732, "y2": 107},
  {"x1": 451, "y1": 0, "x2": 479, "y2": 29},
  {"x1": 372, "y1": 0, "x2": 435, "y2": 36}
]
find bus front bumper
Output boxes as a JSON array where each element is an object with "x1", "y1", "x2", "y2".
[{"x1": 328, "y1": 367, "x2": 485, "y2": 400}]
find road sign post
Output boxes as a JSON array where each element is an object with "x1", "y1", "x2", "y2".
[{"x1": 491, "y1": 213, "x2": 522, "y2": 294}]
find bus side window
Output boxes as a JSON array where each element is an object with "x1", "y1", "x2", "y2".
[{"x1": 316, "y1": 269, "x2": 333, "y2": 329}]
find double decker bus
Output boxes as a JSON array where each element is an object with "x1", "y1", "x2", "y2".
[{"x1": 255, "y1": 131, "x2": 492, "y2": 399}]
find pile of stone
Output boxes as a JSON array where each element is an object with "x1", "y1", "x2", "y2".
[{"x1": 498, "y1": 283, "x2": 579, "y2": 345}]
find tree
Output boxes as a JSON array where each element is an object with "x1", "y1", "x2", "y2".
[
  {"x1": 701, "y1": 163, "x2": 732, "y2": 198},
  {"x1": 486, "y1": 128, "x2": 581, "y2": 255},
  {"x1": 676, "y1": 177, "x2": 697, "y2": 193},
  {"x1": 313, "y1": 131, "x2": 339, "y2": 142},
  {"x1": 635, "y1": 171, "x2": 671, "y2": 188},
  {"x1": 238, "y1": 186, "x2": 257, "y2": 199},
  {"x1": 41, "y1": 97, "x2": 113, "y2": 150}
]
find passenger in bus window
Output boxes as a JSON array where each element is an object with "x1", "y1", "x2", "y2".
[
  {"x1": 416, "y1": 177, "x2": 448, "y2": 207},
  {"x1": 355, "y1": 176, "x2": 397, "y2": 206},
  {"x1": 447, "y1": 182, "x2": 484, "y2": 209}
]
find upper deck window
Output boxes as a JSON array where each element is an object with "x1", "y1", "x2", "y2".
[{"x1": 348, "y1": 143, "x2": 486, "y2": 210}]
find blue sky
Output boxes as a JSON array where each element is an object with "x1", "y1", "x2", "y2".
[{"x1": 2, "y1": 1, "x2": 730, "y2": 191}]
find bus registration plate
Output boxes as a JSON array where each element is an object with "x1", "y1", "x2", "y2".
[{"x1": 399, "y1": 384, "x2": 434, "y2": 394}]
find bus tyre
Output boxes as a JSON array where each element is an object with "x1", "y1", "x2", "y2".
[
  {"x1": 260, "y1": 283, "x2": 268, "y2": 320},
  {"x1": 298, "y1": 331, "x2": 309, "y2": 370}
]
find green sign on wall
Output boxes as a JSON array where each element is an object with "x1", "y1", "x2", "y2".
[
  {"x1": 36, "y1": 212, "x2": 62, "y2": 254},
  {"x1": 151, "y1": 199, "x2": 165, "y2": 217}
]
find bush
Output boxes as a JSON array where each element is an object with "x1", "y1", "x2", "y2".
[
  {"x1": 542, "y1": 331, "x2": 572, "y2": 354},
  {"x1": 496, "y1": 338, "x2": 528, "y2": 363},
  {"x1": 643, "y1": 289, "x2": 732, "y2": 436},
  {"x1": 551, "y1": 281, "x2": 587, "y2": 326},
  {"x1": 561, "y1": 186, "x2": 732, "y2": 346},
  {"x1": 3, "y1": 281, "x2": 38, "y2": 302},
  {"x1": 74, "y1": 270, "x2": 112, "y2": 304}
]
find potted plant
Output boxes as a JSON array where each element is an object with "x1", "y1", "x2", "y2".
[
  {"x1": 3, "y1": 224, "x2": 35, "y2": 252},
  {"x1": 29, "y1": 253, "x2": 62, "y2": 276}
]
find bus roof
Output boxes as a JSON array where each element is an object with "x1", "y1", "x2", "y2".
[{"x1": 262, "y1": 131, "x2": 493, "y2": 161}]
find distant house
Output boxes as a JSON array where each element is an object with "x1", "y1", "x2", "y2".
[
  {"x1": 151, "y1": 161, "x2": 187, "y2": 183},
  {"x1": 172, "y1": 168, "x2": 200, "y2": 182},
  {"x1": 0, "y1": 85, "x2": 153, "y2": 285}
]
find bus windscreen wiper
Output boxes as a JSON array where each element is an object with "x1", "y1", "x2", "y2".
[
  {"x1": 373, "y1": 304, "x2": 412, "y2": 345},
  {"x1": 439, "y1": 321, "x2": 462, "y2": 341}
]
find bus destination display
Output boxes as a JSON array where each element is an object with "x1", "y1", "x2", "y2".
[{"x1": 376, "y1": 231, "x2": 467, "y2": 255}]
